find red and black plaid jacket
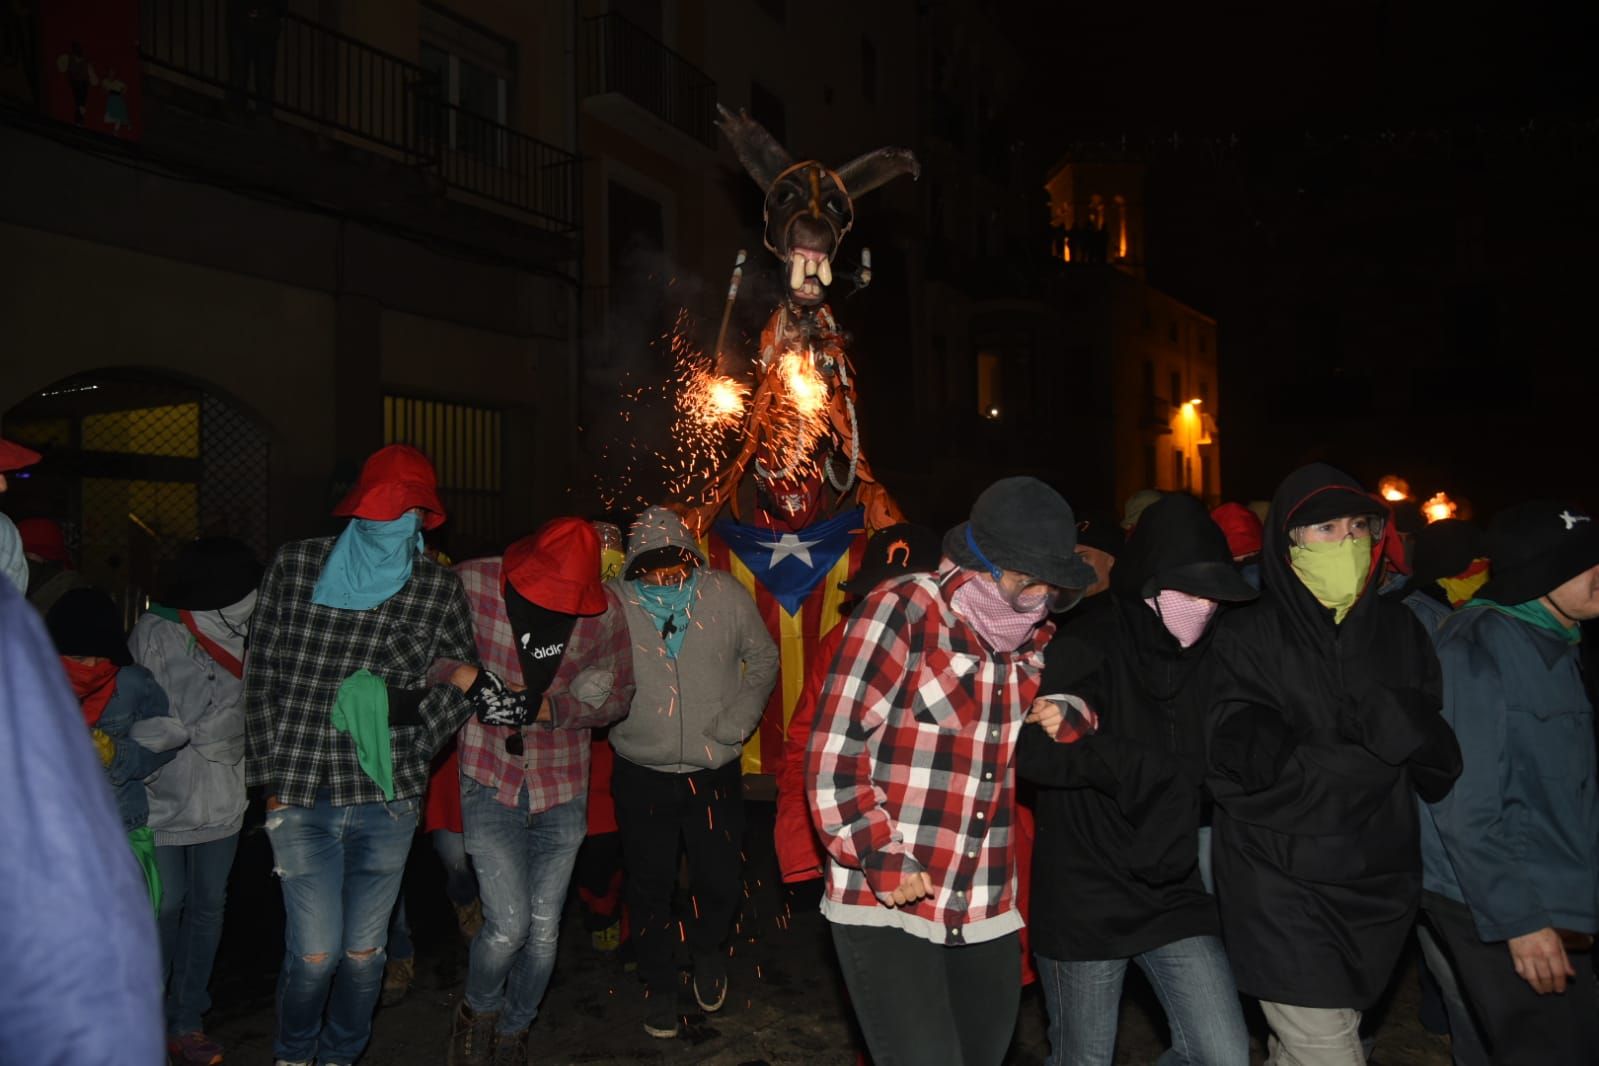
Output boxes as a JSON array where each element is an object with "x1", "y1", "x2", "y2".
[{"x1": 806, "y1": 562, "x2": 1054, "y2": 946}]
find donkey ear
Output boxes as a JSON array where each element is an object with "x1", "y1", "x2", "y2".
[
  {"x1": 716, "y1": 104, "x2": 793, "y2": 192},
  {"x1": 836, "y1": 146, "x2": 920, "y2": 198}
]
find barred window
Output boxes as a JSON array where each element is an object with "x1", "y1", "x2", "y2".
[{"x1": 383, "y1": 394, "x2": 503, "y2": 554}]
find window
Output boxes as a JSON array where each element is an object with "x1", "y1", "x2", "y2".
[
  {"x1": 748, "y1": 81, "x2": 786, "y2": 144},
  {"x1": 977, "y1": 351, "x2": 1003, "y2": 420},
  {"x1": 420, "y1": 6, "x2": 517, "y2": 153},
  {"x1": 384, "y1": 395, "x2": 503, "y2": 549},
  {"x1": 1144, "y1": 443, "x2": 1158, "y2": 488},
  {"x1": 1172, "y1": 448, "x2": 1185, "y2": 491},
  {"x1": 861, "y1": 37, "x2": 878, "y2": 103},
  {"x1": 1169, "y1": 370, "x2": 1182, "y2": 406},
  {"x1": 1199, "y1": 379, "x2": 1210, "y2": 404}
]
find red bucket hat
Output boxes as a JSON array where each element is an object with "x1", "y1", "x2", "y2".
[
  {"x1": 17, "y1": 518, "x2": 70, "y2": 566},
  {"x1": 0, "y1": 438, "x2": 41, "y2": 473},
  {"x1": 332, "y1": 444, "x2": 447, "y2": 530},
  {"x1": 1211, "y1": 502, "x2": 1264, "y2": 559},
  {"x1": 503, "y1": 517, "x2": 607, "y2": 616}
]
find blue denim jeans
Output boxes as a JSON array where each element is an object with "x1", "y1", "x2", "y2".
[
  {"x1": 387, "y1": 828, "x2": 477, "y2": 961},
  {"x1": 155, "y1": 833, "x2": 239, "y2": 1035},
  {"x1": 1036, "y1": 936, "x2": 1249, "y2": 1066},
  {"x1": 461, "y1": 779, "x2": 587, "y2": 1034},
  {"x1": 265, "y1": 794, "x2": 418, "y2": 1065}
]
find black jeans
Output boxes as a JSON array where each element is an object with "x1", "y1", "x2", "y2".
[
  {"x1": 830, "y1": 922, "x2": 1020, "y2": 1066},
  {"x1": 1423, "y1": 892, "x2": 1599, "y2": 1066},
  {"x1": 612, "y1": 757, "x2": 745, "y2": 994}
]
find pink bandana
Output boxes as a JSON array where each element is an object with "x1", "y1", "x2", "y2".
[
  {"x1": 952, "y1": 572, "x2": 1048, "y2": 652},
  {"x1": 1145, "y1": 589, "x2": 1219, "y2": 648}
]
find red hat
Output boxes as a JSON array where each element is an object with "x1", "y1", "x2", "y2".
[
  {"x1": 16, "y1": 518, "x2": 70, "y2": 566},
  {"x1": 0, "y1": 438, "x2": 41, "y2": 473},
  {"x1": 1211, "y1": 502, "x2": 1264, "y2": 559},
  {"x1": 503, "y1": 517, "x2": 607, "y2": 616},
  {"x1": 332, "y1": 445, "x2": 447, "y2": 530}
]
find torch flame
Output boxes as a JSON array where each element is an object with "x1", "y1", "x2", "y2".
[
  {"x1": 1378, "y1": 475, "x2": 1410, "y2": 503},
  {"x1": 1422, "y1": 492, "x2": 1457, "y2": 524}
]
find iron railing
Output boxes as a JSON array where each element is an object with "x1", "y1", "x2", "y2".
[
  {"x1": 139, "y1": 0, "x2": 579, "y2": 231},
  {"x1": 417, "y1": 97, "x2": 580, "y2": 230},
  {"x1": 140, "y1": 0, "x2": 435, "y2": 159},
  {"x1": 581, "y1": 14, "x2": 716, "y2": 147}
]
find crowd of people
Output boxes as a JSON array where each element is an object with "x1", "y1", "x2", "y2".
[{"x1": 1, "y1": 435, "x2": 1596, "y2": 1066}]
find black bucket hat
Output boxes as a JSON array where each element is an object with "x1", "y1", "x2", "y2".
[
  {"x1": 161, "y1": 536, "x2": 262, "y2": 611},
  {"x1": 1478, "y1": 501, "x2": 1599, "y2": 605},
  {"x1": 46, "y1": 586, "x2": 133, "y2": 665},
  {"x1": 841, "y1": 523, "x2": 942, "y2": 596},
  {"x1": 943, "y1": 477, "x2": 1098, "y2": 592}
]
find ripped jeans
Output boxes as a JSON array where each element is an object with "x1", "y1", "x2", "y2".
[
  {"x1": 461, "y1": 779, "x2": 587, "y2": 1034},
  {"x1": 266, "y1": 793, "x2": 419, "y2": 1065}
]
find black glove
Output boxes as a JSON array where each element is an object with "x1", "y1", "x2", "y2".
[{"x1": 466, "y1": 669, "x2": 535, "y2": 727}]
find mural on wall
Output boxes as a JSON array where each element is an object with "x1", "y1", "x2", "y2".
[{"x1": 40, "y1": 0, "x2": 141, "y2": 140}]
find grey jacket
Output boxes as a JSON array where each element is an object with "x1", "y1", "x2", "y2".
[
  {"x1": 606, "y1": 508, "x2": 779, "y2": 773},
  {"x1": 130, "y1": 614, "x2": 248, "y2": 846}
]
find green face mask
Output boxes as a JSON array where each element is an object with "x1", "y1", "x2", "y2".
[{"x1": 1289, "y1": 536, "x2": 1373, "y2": 624}]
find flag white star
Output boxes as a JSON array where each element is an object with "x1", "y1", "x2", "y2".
[{"x1": 767, "y1": 533, "x2": 822, "y2": 567}]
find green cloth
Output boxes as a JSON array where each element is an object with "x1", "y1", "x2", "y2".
[
  {"x1": 1289, "y1": 536, "x2": 1373, "y2": 624},
  {"x1": 126, "y1": 825, "x2": 162, "y2": 917},
  {"x1": 1465, "y1": 597, "x2": 1582, "y2": 645},
  {"x1": 147, "y1": 602, "x2": 181, "y2": 624},
  {"x1": 332, "y1": 669, "x2": 395, "y2": 799}
]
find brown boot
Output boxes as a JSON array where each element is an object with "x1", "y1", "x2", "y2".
[
  {"x1": 446, "y1": 1002, "x2": 498, "y2": 1066},
  {"x1": 380, "y1": 955, "x2": 414, "y2": 1008},
  {"x1": 490, "y1": 1028, "x2": 530, "y2": 1066},
  {"x1": 456, "y1": 898, "x2": 484, "y2": 940}
]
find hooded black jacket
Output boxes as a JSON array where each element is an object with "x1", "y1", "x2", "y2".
[
  {"x1": 1205, "y1": 463, "x2": 1462, "y2": 1008},
  {"x1": 1018, "y1": 494, "x2": 1254, "y2": 961}
]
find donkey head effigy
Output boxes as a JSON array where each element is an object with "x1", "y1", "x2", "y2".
[{"x1": 716, "y1": 105, "x2": 919, "y2": 308}]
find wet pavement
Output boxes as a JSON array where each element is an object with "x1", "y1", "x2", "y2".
[{"x1": 204, "y1": 802, "x2": 1453, "y2": 1065}]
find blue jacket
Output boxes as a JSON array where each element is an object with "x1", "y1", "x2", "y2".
[
  {"x1": 1420, "y1": 605, "x2": 1599, "y2": 940},
  {"x1": 96, "y1": 666, "x2": 180, "y2": 831},
  {"x1": 0, "y1": 576, "x2": 165, "y2": 1065}
]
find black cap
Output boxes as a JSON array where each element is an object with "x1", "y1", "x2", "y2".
[
  {"x1": 1410, "y1": 519, "x2": 1487, "y2": 586},
  {"x1": 1478, "y1": 501, "x2": 1599, "y2": 605},
  {"x1": 840, "y1": 523, "x2": 942, "y2": 596}
]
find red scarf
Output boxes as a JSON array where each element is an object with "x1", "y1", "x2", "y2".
[
  {"x1": 62, "y1": 658, "x2": 119, "y2": 727},
  {"x1": 180, "y1": 609, "x2": 246, "y2": 678}
]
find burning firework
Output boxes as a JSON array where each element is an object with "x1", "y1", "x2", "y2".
[
  {"x1": 1422, "y1": 492, "x2": 1458, "y2": 523},
  {"x1": 1378, "y1": 475, "x2": 1410, "y2": 502}
]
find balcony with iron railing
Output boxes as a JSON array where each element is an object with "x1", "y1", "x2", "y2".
[
  {"x1": 133, "y1": 0, "x2": 579, "y2": 234},
  {"x1": 580, "y1": 13, "x2": 716, "y2": 149}
]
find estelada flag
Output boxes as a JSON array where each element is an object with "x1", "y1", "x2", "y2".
[{"x1": 705, "y1": 508, "x2": 866, "y2": 775}]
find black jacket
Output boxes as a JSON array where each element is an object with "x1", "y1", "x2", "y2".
[
  {"x1": 1019, "y1": 494, "x2": 1254, "y2": 961},
  {"x1": 1205, "y1": 463, "x2": 1462, "y2": 1008}
]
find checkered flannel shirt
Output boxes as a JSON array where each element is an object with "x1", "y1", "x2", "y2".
[
  {"x1": 807, "y1": 562, "x2": 1053, "y2": 946},
  {"x1": 244, "y1": 536, "x2": 478, "y2": 807},
  {"x1": 454, "y1": 557, "x2": 636, "y2": 814}
]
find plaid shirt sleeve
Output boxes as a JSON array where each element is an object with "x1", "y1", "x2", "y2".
[
  {"x1": 243, "y1": 544, "x2": 288, "y2": 789},
  {"x1": 806, "y1": 583, "x2": 920, "y2": 895},
  {"x1": 409, "y1": 572, "x2": 478, "y2": 760}
]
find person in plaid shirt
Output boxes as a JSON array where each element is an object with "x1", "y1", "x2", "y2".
[
  {"x1": 245, "y1": 445, "x2": 478, "y2": 1066},
  {"x1": 807, "y1": 477, "x2": 1098, "y2": 1066},
  {"x1": 442, "y1": 517, "x2": 635, "y2": 1066}
]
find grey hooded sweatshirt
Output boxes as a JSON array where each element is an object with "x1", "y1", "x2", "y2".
[{"x1": 607, "y1": 507, "x2": 779, "y2": 774}]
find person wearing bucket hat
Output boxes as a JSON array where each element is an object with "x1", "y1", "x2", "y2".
[
  {"x1": 438, "y1": 518, "x2": 636, "y2": 1065},
  {"x1": 1019, "y1": 493, "x2": 1255, "y2": 1066},
  {"x1": 127, "y1": 537, "x2": 261, "y2": 1066},
  {"x1": 806, "y1": 478, "x2": 1090, "y2": 1066},
  {"x1": 606, "y1": 506, "x2": 778, "y2": 1039},
  {"x1": 46, "y1": 587, "x2": 183, "y2": 926},
  {"x1": 243, "y1": 443, "x2": 480, "y2": 1066},
  {"x1": 1202, "y1": 463, "x2": 1462, "y2": 1064},
  {"x1": 1416, "y1": 501, "x2": 1599, "y2": 1064},
  {"x1": 0, "y1": 436, "x2": 41, "y2": 493},
  {"x1": 775, "y1": 523, "x2": 942, "y2": 889}
]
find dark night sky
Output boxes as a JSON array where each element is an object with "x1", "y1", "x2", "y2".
[{"x1": 1001, "y1": 1, "x2": 1599, "y2": 516}]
